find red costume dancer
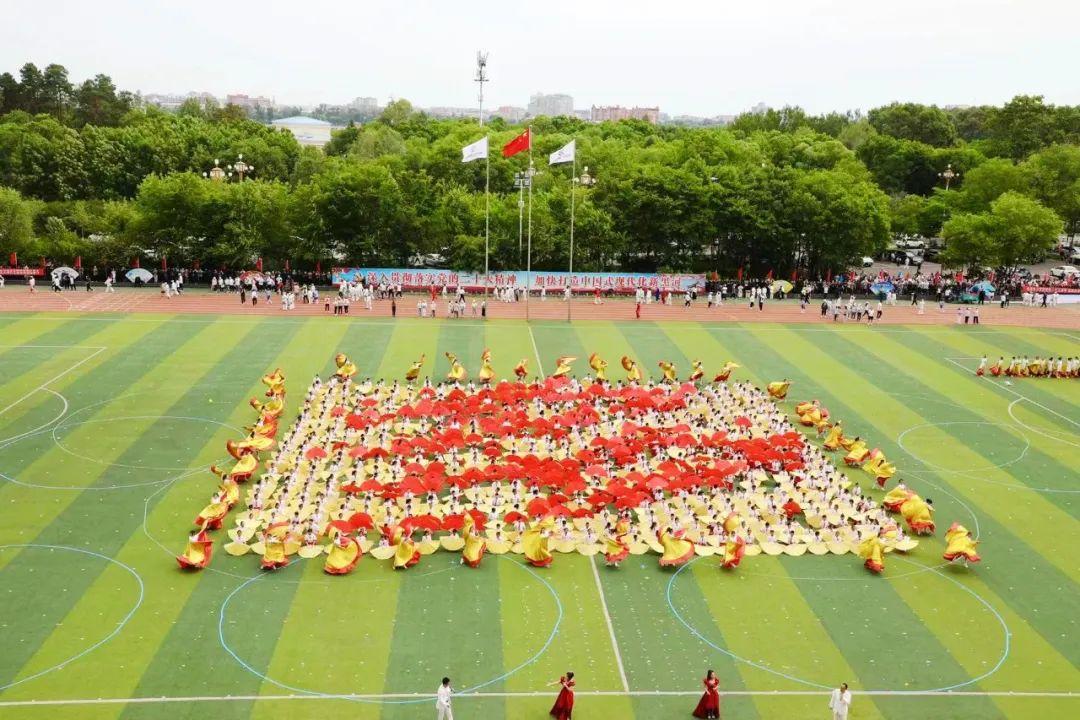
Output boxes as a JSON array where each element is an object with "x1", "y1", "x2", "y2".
[
  {"x1": 692, "y1": 670, "x2": 721, "y2": 718},
  {"x1": 550, "y1": 672, "x2": 575, "y2": 719}
]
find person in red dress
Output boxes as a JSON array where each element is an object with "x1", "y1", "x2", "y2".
[
  {"x1": 549, "y1": 671, "x2": 575, "y2": 719},
  {"x1": 692, "y1": 669, "x2": 721, "y2": 718}
]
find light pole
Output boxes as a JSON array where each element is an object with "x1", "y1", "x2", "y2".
[
  {"x1": 938, "y1": 163, "x2": 959, "y2": 190},
  {"x1": 475, "y1": 51, "x2": 489, "y2": 127},
  {"x1": 514, "y1": 170, "x2": 532, "y2": 264},
  {"x1": 568, "y1": 166, "x2": 596, "y2": 321},
  {"x1": 203, "y1": 159, "x2": 228, "y2": 182},
  {"x1": 231, "y1": 154, "x2": 254, "y2": 182}
]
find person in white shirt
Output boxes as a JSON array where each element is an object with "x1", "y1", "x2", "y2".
[
  {"x1": 829, "y1": 682, "x2": 852, "y2": 720},
  {"x1": 436, "y1": 677, "x2": 453, "y2": 720}
]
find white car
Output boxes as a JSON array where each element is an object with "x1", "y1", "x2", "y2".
[
  {"x1": 861, "y1": 256, "x2": 874, "y2": 267},
  {"x1": 1049, "y1": 265, "x2": 1079, "y2": 279}
]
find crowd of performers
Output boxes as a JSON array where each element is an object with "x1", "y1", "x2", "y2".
[
  {"x1": 177, "y1": 350, "x2": 981, "y2": 579},
  {"x1": 976, "y1": 355, "x2": 1080, "y2": 378}
]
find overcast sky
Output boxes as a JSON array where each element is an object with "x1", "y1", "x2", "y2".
[{"x1": 4, "y1": 0, "x2": 1077, "y2": 116}]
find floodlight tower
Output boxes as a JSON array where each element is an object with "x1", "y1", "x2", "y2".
[{"x1": 475, "y1": 51, "x2": 489, "y2": 127}]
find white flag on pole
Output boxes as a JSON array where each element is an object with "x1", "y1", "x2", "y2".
[
  {"x1": 461, "y1": 136, "x2": 489, "y2": 163},
  {"x1": 548, "y1": 139, "x2": 575, "y2": 165}
]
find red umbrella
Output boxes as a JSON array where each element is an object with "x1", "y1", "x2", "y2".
[
  {"x1": 527, "y1": 498, "x2": 550, "y2": 517},
  {"x1": 546, "y1": 504, "x2": 571, "y2": 518},
  {"x1": 645, "y1": 477, "x2": 669, "y2": 491},
  {"x1": 400, "y1": 477, "x2": 426, "y2": 495},
  {"x1": 442, "y1": 514, "x2": 465, "y2": 531},
  {"x1": 347, "y1": 445, "x2": 367, "y2": 458},
  {"x1": 305, "y1": 447, "x2": 328, "y2": 460},
  {"x1": 466, "y1": 508, "x2": 487, "y2": 530},
  {"x1": 359, "y1": 478, "x2": 383, "y2": 492},
  {"x1": 504, "y1": 510, "x2": 528, "y2": 523},
  {"x1": 564, "y1": 479, "x2": 588, "y2": 495},
  {"x1": 348, "y1": 512, "x2": 374, "y2": 530},
  {"x1": 326, "y1": 519, "x2": 352, "y2": 536}
]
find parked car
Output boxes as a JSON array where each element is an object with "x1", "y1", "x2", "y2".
[
  {"x1": 861, "y1": 256, "x2": 874, "y2": 267},
  {"x1": 1049, "y1": 265, "x2": 1079, "y2": 279},
  {"x1": 1070, "y1": 247, "x2": 1080, "y2": 263}
]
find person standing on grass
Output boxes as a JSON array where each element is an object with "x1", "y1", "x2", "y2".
[
  {"x1": 549, "y1": 671, "x2": 575, "y2": 719},
  {"x1": 692, "y1": 669, "x2": 721, "y2": 718},
  {"x1": 435, "y1": 677, "x2": 453, "y2": 720},
  {"x1": 829, "y1": 682, "x2": 852, "y2": 720},
  {"x1": 636, "y1": 301, "x2": 642, "y2": 320}
]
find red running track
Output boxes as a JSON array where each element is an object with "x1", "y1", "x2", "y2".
[{"x1": 1, "y1": 288, "x2": 1078, "y2": 329}]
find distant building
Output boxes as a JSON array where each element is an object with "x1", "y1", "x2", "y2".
[
  {"x1": 749, "y1": 102, "x2": 770, "y2": 115},
  {"x1": 270, "y1": 116, "x2": 333, "y2": 147},
  {"x1": 590, "y1": 105, "x2": 661, "y2": 124},
  {"x1": 493, "y1": 105, "x2": 527, "y2": 122},
  {"x1": 350, "y1": 96, "x2": 380, "y2": 113},
  {"x1": 528, "y1": 93, "x2": 574, "y2": 117},
  {"x1": 145, "y1": 91, "x2": 218, "y2": 111},
  {"x1": 425, "y1": 106, "x2": 476, "y2": 119},
  {"x1": 227, "y1": 93, "x2": 273, "y2": 110}
]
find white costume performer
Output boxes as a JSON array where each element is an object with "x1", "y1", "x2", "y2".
[{"x1": 829, "y1": 685, "x2": 852, "y2": 720}]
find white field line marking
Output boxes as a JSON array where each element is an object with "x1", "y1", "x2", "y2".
[
  {"x1": 945, "y1": 357, "x2": 1080, "y2": 430},
  {"x1": 0, "y1": 388, "x2": 68, "y2": 446},
  {"x1": 1007, "y1": 398, "x2": 1080, "y2": 449},
  {"x1": 528, "y1": 324, "x2": 545, "y2": 378},
  {"x1": 0, "y1": 691, "x2": 1076, "y2": 707},
  {"x1": 589, "y1": 554, "x2": 629, "y2": 692},
  {"x1": 0, "y1": 345, "x2": 109, "y2": 350},
  {"x1": 0, "y1": 346, "x2": 107, "y2": 417}
]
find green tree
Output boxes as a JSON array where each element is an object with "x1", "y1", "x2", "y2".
[
  {"x1": 1023, "y1": 144, "x2": 1080, "y2": 234},
  {"x1": 0, "y1": 185, "x2": 36, "y2": 257},
  {"x1": 867, "y1": 102, "x2": 957, "y2": 147},
  {"x1": 988, "y1": 191, "x2": 1063, "y2": 268}
]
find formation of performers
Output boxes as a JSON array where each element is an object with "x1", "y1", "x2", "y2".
[
  {"x1": 976, "y1": 355, "x2": 1080, "y2": 378},
  {"x1": 176, "y1": 350, "x2": 981, "y2": 578}
]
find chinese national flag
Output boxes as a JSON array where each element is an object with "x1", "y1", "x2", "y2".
[{"x1": 502, "y1": 128, "x2": 531, "y2": 158}]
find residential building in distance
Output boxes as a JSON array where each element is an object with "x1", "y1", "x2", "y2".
[
  {"x1": 350, "y1": 96, "x2": 380, "y2": 113},
  {"x1": 528, "y1": 93, "x2": 574, "y2": 117},
  {"x1": 493, "y1": 105, "x2": 527, "y2": 122},
  {"x1": 145, "y1": 91, "x2": 218, "y2": 110},
  {"x1": 270, "y1": 116, "x2": 333, "y2": 147},
  {"x1": 425, "y1": 106, "x2": 476, "y2": 119},
  {"x1": 590, "y1": 105, "x2": 661, "y2": 124},
  {"x1": 226, "y1": 93, "x2": 274, "y2": 110}
]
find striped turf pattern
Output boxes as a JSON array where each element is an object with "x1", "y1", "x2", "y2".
[{"x1": 0, "y1": 314, "x2": 1077, "y2": 720}]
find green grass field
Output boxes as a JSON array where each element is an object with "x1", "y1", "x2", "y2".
[{"x1": 0, "y1": 312, "x2": 1077, "y2": 720}]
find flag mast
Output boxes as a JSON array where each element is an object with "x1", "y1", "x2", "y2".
[
  {"x1": 526, "y1": 125, "x2": 533, "y2": 321},
  {"x1": 568, "y1": 151, "x2": 576, "y2": 322}
]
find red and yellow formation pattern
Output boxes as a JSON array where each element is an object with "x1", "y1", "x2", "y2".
[{"x1": 175, "y1": 368, "x2": 286, "y2": 570}]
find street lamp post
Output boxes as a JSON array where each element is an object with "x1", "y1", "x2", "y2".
[
  {"x1": 514, "y1": 170, "x2": 530, "y2": 264},
  {"x1": 203, "y1": 159, "x2": 228, "y2": 182},
  {"x1": 568, "y1": 166, "x2": 596, "y2": 321},
  {"x1": 938, "y1": 163, "x2": 959, "y2": 190},
  {"x1": 231, "y1": 154, "x2": 254, "y2": 182}
]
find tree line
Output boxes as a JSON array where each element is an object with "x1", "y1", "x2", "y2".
[{"x1": 1, "y1": 61, "x2": 1077, "y2": 276}]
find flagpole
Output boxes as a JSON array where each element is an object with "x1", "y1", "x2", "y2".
[
  {"x1": 568, "y1": 152, "x2": 575, "y2": 323},
  {"x1": 526, "y1": 125, "x2": 533, "y2": 322},
  {"x1": 484, "y1": 144, "x2": 490, "y2": 305}
]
